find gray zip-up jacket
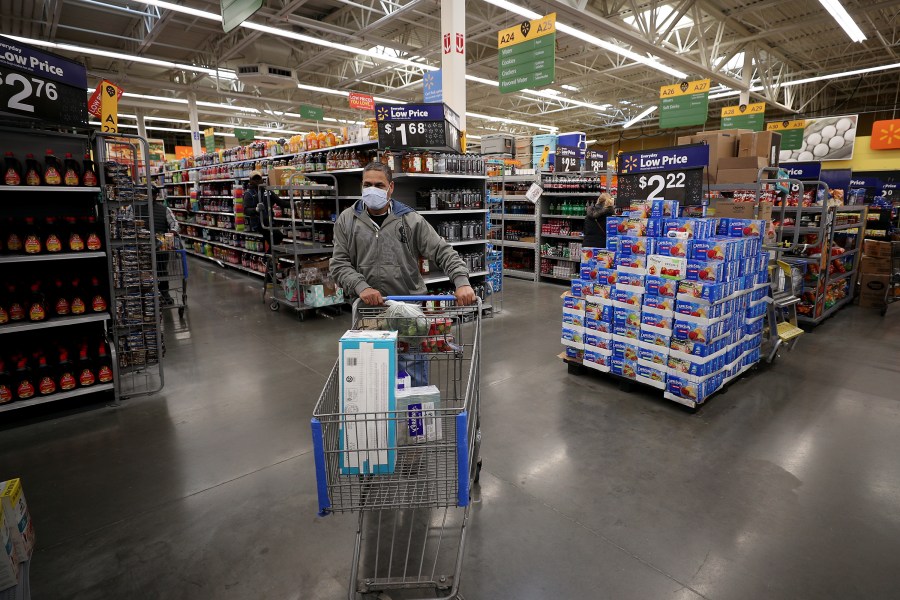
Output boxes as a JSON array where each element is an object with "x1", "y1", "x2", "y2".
[{"x1": 330, "y1": 200, "x2": 470, "y2": 297}]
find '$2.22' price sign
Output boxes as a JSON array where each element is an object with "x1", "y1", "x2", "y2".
[{"x1": 618, "y1": 168, "x2": 703, "y2": 205}]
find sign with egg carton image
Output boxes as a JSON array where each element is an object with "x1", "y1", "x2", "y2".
[{"x1": 779, "y1": 114, "x2": 857, "y2": 163}]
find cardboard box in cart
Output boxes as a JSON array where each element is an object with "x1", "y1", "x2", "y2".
[
  {"x1": 0, "y1": 479, "x2": 34, "y2": 563},
  {"x1": 339, "y1": 331, "x2": 397, "y2": 475},
  {"x1": 0, "y1": 504, "x2": 19, "y2": 592}
]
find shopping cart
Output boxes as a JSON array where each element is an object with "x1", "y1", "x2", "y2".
[
  {"x1": 156, "y1": 245, "x2": 188, "y2": 318},
  {"x1": 882, "y1": 242, "x2": 900, "y2": 316},
  {"x1": 312, "y1": 295, "x2": 482, "y2": 600}
]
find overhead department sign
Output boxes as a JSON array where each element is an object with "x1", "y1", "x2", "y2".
[
  {"x1": 497, "y1": 13, "x2": 556, "y2": 94},
  {"x1": 659, "y1": 79, "x2": 710, "y2": 129},
  {"x1": 721, "y1": 102, "x2": 765, "y2": 131}
]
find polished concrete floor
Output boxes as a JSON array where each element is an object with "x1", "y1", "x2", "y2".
[{"x1": 2, "y1": 258, "x2": 900, "y2": 599}]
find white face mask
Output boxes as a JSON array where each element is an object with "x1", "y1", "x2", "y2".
[{"x1": 362, "y1": 186, "x2": 389, "y2": 210}]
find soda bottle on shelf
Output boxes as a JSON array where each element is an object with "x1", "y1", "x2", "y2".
[
  {"x1": 82, "y1": 153, "x2": 98, "y2": 186},
  {"x1": 0, "y1": 359, "x2": 13, "y2": 404},
  {"x1": 66, "y1": 217, "x2": 84, "y2": 251},
  {"x1": 57, "y1": 348, "x2": 77, "y2": 391},
  {"x1": 36, "y1": 353, "x2": 57, "y2": 396},
  {"x1": 77, "y1": 343, "x2": 96, "y2": 387},
  {"x1": 43, "y1": 149, "x2": 62, "y2": 185},
  {"x1": 28, "y1": 281, "x2": 47, "y2": 322},
  {"x1": 24, "y1": 153, "x2": 41, "y2": 186},
  {"x1": 96, "y1": 342, "x2": 113, "y2": 384},
  {"x1": 14, "y1": 357, "x2": 35, "y2": 400},
  {"x1": 70, "y1": 278, "x2": 86, "y2": 315},
  {"x1": 63, "y1": 153, "x2": 81, "y2": 186},
  {"x1": 23, "y1": 217, "x2": 41, "y2": 254},
  {"x1": 44, "y1": 217, "x2": 63, "y2": 253},
  {"x1": 3, "y1": 152, "x2": 22, "y2": 185}
]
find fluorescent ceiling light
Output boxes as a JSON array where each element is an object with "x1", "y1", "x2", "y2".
[
  {"x1": 623, "y1": 106, "x2": 656, "y2": 129},
  {"x1": 817, "y1": 0, "x2": 866, "y2": 42},
  {"x1": 467, "y1": 111, "x2": 558, "y2": 132},
  {"x1": 482, "y1": 0, "x2": 687, "y2": 79},
  {"x1": 126, "y1": 0, "x2": 221, "y2": 21},
  {"x1": 709, "y1": 61, "x2": 900, "y2": 99},
  {"x1": 465, "y1": 75, "x2": 500, "y2": 87},
  {"x1": 561, "y1": 84, "x2": 580, "y2": 92},
  {"x1": 6, "y1": 35, "x2": 235, "y2": 80}
]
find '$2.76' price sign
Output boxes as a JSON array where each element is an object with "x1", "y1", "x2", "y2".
[{"x1": 0, "y1": 68, "x2": 60, "y2": 116}]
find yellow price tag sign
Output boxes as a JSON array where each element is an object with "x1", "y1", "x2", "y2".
[
  {"x1": 660, "y1": 79, "x2": 710, "y2": 98},
  {"x1": 498, "y1": 13, "x2": 556, "y2": 49},
  {"x1": 767, "y1": 119, "x2": 806, "y2": 131},
  {"x1": 100, "y1": 81, "x2": 122, "y2": 134},
  {"x1": 721, "y1": 102, "x2": 765, "y2": 118}
]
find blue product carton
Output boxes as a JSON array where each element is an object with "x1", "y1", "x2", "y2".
[
  {"x1": 646, "y1": 218, "x2": 664, "y2": 238},
  {"x1": 664, "y1": 218, "x2": 706, "y2": 239},
  {"x1": 606, "y1": 235, "x2": 620, "y2": 253},
  {"x1": 675, "y1": 298, "x2": 723, "y2": 319},
  {"x1": 584, "y1": 317, "x2": 611, "y2": 333},
  {"x1": 746, "y1": 300, "x2": 768, "y2": 319},
  {"x1": 686, "y1": 260, "x2": 727, "y2": 282},
  {"x1": 638, "y1": 344, "x2": 669, "y2": 365},
  {"x1": 667, "y1": 353, "x2": 716, "y2": 377},
  {"x1": 643, "y1": 294, "x2": 675, "y2": 312},
  {"x1": 571, "y1": 279, "x2": 589, "y2": 297},
  {"x1": 583, "y1": 349, "x2": 610, "y2": 369},
  {"x1": 670, "y1": 337, "x2": 724, "y2": 358},
  {"x1": 612, "y1": 338, "x2": 640, "y2": 361},
  {"x1": 562, "y1": 324, "x2": 585, "y2": 347},
  {"x1": 628, "y1": 202, "x2": 652, "y2": 219},
  {"x1": 616, "y1": 255, "x2": 647, "y2": 270},
  {"x1": 655, "y1": 237, "x2": 691, "y2": 259},
  {"x1": 666, "y1": 373, "x2": 716, "y2": 404},
  {"x1": 647, "y1": 254, "x2": 687, "y2": 280},
  {"x1": 586, "y1": 283, "x2": 612, "y2": 301},
  {"x1": 339, "y1": 330, "x2": 398, "y2": 475},
  {"x1": 606, "y1": 217, "x2": 626, "y2": 238},
  {"x1": 562, "y1": 307, "x2": 585, "y2": 327},
  {"x1": 610, "y1": 356, "x2": 625, "y2": 376},
  {"x1": 744, "y1": 316, "x2": 765, "y2": 336},
  {"x1": 584, "y1": 248, "x2": 616, "y2": 269},
  {"x1": 639, "y1": 327, "x2": 671, "y2": 348},
  {"x1": 623, "y1": 218, "x2": 649, "y2": 237},
  {"x1": 673, "y1": 318, "x2": 725, "y2": 344},
  {"x1": 645, "y1": 275, "x2": 679, "y2": 297},
  {"x1": 580, "y1": 264, "x2": 598, "y2": 281},
  {"x1": 720, "y1": 218, "x2": 766, "y2": 238},
  {"x1": 614, "y1": 306, "x2": 642, "y2": 328},
  {"x1": 750, "y1": 286, "x2": 769, "y2": 302},
  {"x1": 691, "y1": 236, "x2": 740, "y2": 262},
  {"x1": 584, "y1": 331, "x2": 612, "y2": 351},
  {"x1": 585, "y1": 301, "x2": 603, "y2": 321},
  {"x1": 616, "y1": 270, "x2": 646, "y2": 291},
  {"x1": 637, "y1": 362, "x2": 667, "y2": 385},
  {"x1": 565, "y1": 346, "x2": 584, "y2": 361},
  {"x1": 613, "y1": 323, "x2": 641, "y2": 341},
  {"x1": 619, "y1": 236, "x2": 656, "y2": 256},
  {"x1": 641, "y1": 307, "x2": 674, "y2": 331},
  {"x1": 613, "y1": 288, "x2": 644, "y2": 307},
  {"x1": 651, "y1": 199, "x2": 680, "y2": 218},
  {"x1": 678, "y1": 280, "x2": 728, "y2": 303},
  {"x1": 563, "y1": 293, "x2": 586, "y2": 311},
  {"x1": 596, "y1": 268, "x2": 616, "y2": 286}
]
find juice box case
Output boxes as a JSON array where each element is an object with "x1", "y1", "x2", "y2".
[
  {"x1": 651, "y1": 199, "x2": 680, "y2": 218},
  {"x1": 584, "y1": 348, "x2": 610, "y2": 369},
  {"x1": 640, "y1": 307, "x2": 673, "y2": 331},
  {"x1": 562, "y1": 293, "x2": 586, "y2": 311},
  {"x1": 719, "y1": 218, "x2": 766, "y2": 238},
  {"x1": 582, "y1": 248, "x2": 615, "y2": 269},
  {"x1": 616, "y1": 255, "x2": 647, "y2": 270},
  {"x1": 612, "y1": 288, "x2": 643, "y2": 307},
  {"x1": 628, "y1": 202, "x2": 652, "y2": 218},
  {"x1": 643, "y1": 294, "x2": 675, "y2": 312},
  {"x1": 584, "y1": 317, "x2": 611, "y2": 333},
  {"x1": 638, "y1": 344, "x2": 669, "y2": 365},
  {"x1": 614, "y1": 306, "x2": 642, "y2": 328},
  {"x1": 584, "y1": 331, "x2": 612, "y2": 351},
  {"x1": 607, "y1": 217, "x2": 626, "y2": 237},
  {"x1": 686, "y1": 260, "x2": 727, "y2": 282},
  {"x1": 666, "y1": 373, "x2": 717, "y2": 404},
  {"x1": 562, "y1": 307, "x2": 585, "y2": 327},
  {"x1": 0, "y1": 478, "x2": 35, "y2": 561},
  {"x1": 675, "y1": 298, "x2": 724, "y2": 319},
  {"x1": 565, "y1": 346, "x2": 585, "y2": 361},
  {"x1": 615, "y1": 270, "x2": 646, "y2": 291},
  {"x1": 670, "y1": 337, "x2": 727, "y2": 357},
  {"x1": 678, "y1": 280, "x2": 727, "y2": 303},
  {"x1": 596, "y1": 268, "x2": 617, "y2": 286},
  {"x1": 586, "y1": 283, "x2": 612, "y2": 301},
  {"x1": 580, "y1": 264, "x2": 599, "y2": 281},
  {"x1": 562, "y1": 324, "x2": 585, "y2": 347},
  {"x1": 639, "y1": 328, "x2": 671, "y2": 348},
  {"x1": 647, "y1": 254, "x2": 687, "y2": 280},
  {"x1": 691, "y1": 237, "x2": 741, "y2": 262},
  {"x1": 613, "y1": 324, "x2": 641, "y2": 340},
  {"x1": 664, "y1": 218, "x2": 709, "y2": 239},
  {"x1": 619, "y1": 236, "x2": 656, "y2": 256},
  {"x1": 655, "y1": 237, "x2": 691, "y2": 258},
  {"x1": 637, "y1": 362, "x2": 667, "y2": 384}
]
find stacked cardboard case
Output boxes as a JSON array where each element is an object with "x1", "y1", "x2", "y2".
[{"x1": 561, "y1": 200, "x2": 772, "y2": 406}]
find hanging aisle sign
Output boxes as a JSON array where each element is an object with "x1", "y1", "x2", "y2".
[
  {"x1": 99, "y1": 81, "x2": 121, "y2": 133},
  {"x1": 497, "y1": 13, "x2": 556, "y2": 94},
  {"x1": 617, "y1": 144, "x2": 708, "y2": 205},
  {"x1": 299, "y1": 105, "x2": 324, "y2": 121},
  {"x1": 348, "y1": 92, "x2": 375, "y2": 111},
  {"x1": 766, "y1": 119, "x2": 806, "y2": 151},
  {"x1": 423, "y1": 70, "x2": 442, "y2": 103},
  {"x1": 721, "y1": 102, "x2": 765, "y2": 131},
  {"x1": 659, "y1": 79, "x2": 710, "y2": 129},
  {"x1": 204, "y1": 127, "x2": 215, "y2": 153},
  {"x1": 0, "y1": 35, "x2": 88, "y2": 127}
]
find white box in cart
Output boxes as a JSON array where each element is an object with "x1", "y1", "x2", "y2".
[
  {"x1": 339, "y1": 331, "x2": 397, "y2": 475},
  {"x1": 0, "y1": 479, "x2": 33, "y2": 563},
  {"x1": 396, "y1": 386, "x2": 442, "y2": 446},
  {"x1": 0, "y1": 504, "x2": 19, "y2": 592}
]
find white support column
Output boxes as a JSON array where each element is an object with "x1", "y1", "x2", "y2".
[
  {"x1": 440, "y1": 0, "x2": 466, "y2": 133},
  {"x1": 188, "y1": 92, "x2": 202, "y2": 156},
  {"x1": 740, "y1": 51, "x2": 752, "y2": 106},
  {"x1": 135, "y1": 108, "x2": 148, "y2": 140}
]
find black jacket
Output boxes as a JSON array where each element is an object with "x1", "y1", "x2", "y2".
[{"x1": 583, "y1": 203, "x2": 614, "y2": 249}]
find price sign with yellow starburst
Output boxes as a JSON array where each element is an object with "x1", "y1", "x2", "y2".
[{"x1": 871, "y1": 119, "x2": 900, "y2": 150}]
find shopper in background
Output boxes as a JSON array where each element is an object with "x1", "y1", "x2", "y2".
[
  {"x1": 242, "y1": 170, "x2": 265, "y2": 232},
  {"x1": 583, "y1": 192, "x2": 615, "y2": 249},
  {"x1": 330, "y1": 161, "x2": 476, "y2": 307},
  {"x1": 152, "y1": 185, "x2": 180, "y2": 304}
]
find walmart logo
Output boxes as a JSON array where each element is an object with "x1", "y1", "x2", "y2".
[
  {"x1": 623, "y1": 156, "x2": 638, "y2": 173},
  {"x1": 376, "y1": 106, "x2": 389, "y2": 121}
]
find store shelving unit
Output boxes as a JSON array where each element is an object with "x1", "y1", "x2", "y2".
[
  {"x1": 0, "y1": 126, "x2": 117, "y2": 413},
  {"x1": 488, "y1": 173, "x2": 539, "y2": 282},
  {"x1": 96, "y1": 133, "x2": 164, "y2": 399}
]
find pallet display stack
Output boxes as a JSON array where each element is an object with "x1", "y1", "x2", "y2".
[{"x1": 561, "y1": 199, "x2": 771, "y2": 409}]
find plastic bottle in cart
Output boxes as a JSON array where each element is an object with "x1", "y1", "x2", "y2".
[
  {"x1": 24, "y1": 153, "x2": 41, "y2": 186},
  {"x1": 3, "y1": 152, "x2": 22, "y2": 185}
]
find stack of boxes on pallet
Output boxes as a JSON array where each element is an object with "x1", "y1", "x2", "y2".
[
  {"x1": 858, "y1": 240, "x2": 899, "y2": 308},
  {"x1": 677, "y1": 129, "x2": 781, "y2": 184},
  {"x1": 561, "y1": 199, "x2": 771, "y2": 405}
]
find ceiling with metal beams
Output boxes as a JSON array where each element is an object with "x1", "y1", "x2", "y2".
[{"x1": 3, "y1": 0, "x2": 899, "y2": 145}]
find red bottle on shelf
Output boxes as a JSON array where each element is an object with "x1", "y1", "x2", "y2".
[
  {"x1": 90, "y1": 276, "x2": 107, "y2": 312},
  {"x1": 5, "y1": 217, "x2": 22, "y2": 253},
  {"x1": 36, "y1": 354, "x2": 57, "y2": 396},
  {"x1": 28, "y1": 281, "x2": 47, "y2": 322},
  {"x1": 24, "y1": 154, "x2": 41, "y2": 186},
  {"x1": 43, "y1": 150, "x2": 62, "y2": 185},
  {"x1": 52, "y1": 279, "x2": 70, "y2": 316},
  {"x1": 77, "y1": 344, "x2": 96, "y2": 387},
  {"x1": 44, "y1": 217, "x2": 63, "y2": 253},
  {"x1": 6, "y1": 284, "x2": 25, "y2": 322},
  {"x1": 70, "y1": 278, "x2": 86, "y2": 315},
  {"x1": 0, "y1": 359, "x2": 13, "y2": 404},
  {"x1": 96, "y1": 343, "x2": 113, "y2": 384},
  {"x1": 65, "y1": 216, "x2": 84, "y2": 251},
  {"x1": 23, "y1": 217, "x2": 41, "y2": 254},
  {"x1": 3, "y1": 152, "x2": 22, "y2": 186},
  {"x1": 14, "y1": 357, "x2": 35, "y2": 400},
  {"x1": 63, "y1": 153, "x2": 81, "y2": 186},
  {"x1": 85, "y1": 216, "x2": 102, "y2": 251},
  {"x1": 82, "y1": 153, "x2": 97, "y2": 187},
  {"x1": 57, "y1": 348, "x2": 77, "y2": 391}
]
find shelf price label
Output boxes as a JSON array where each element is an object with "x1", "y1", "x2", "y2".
[
  {"x1": 0, "y1": 35, "x2": 87, "y2": 127},
  {"x1": 377, "y1": 120, "x2": 460, "y2": 151},
  {"x1": 585, "y1": 149, "x2": 607, "y2": 172},
  {"x1": 556, "y1": 145, "x2": 581, "y2": 172}
]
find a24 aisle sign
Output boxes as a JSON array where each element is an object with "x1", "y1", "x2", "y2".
[{"x1": 497, "y1": 13, "x2": 556, "y2": 94}]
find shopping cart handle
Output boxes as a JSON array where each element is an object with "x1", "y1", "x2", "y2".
[{"x1": 385, "y1": 295, "x2": 457, "y2": 302}]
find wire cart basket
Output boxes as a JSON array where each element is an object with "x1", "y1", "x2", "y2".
[
  {"x1": 312, "y1": 295, "x2": 482, "y2": 599},
  {"x1": 156, "y1": 246, "x2": 188, "y2": 318}
]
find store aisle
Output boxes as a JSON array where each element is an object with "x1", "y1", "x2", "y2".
[{"x1": 2, "y1": 258, "x2": 900, "y2": 600}]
